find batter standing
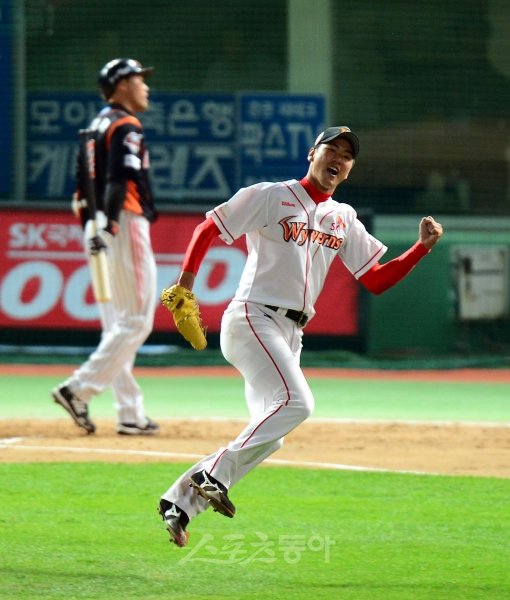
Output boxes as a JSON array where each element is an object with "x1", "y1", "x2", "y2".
[
  {"x1": 52, "y1": 59, "x2": 159, "y2": 435},
  {"x1": 159, "y1": 126, "x2": 443, "y2": 546}
]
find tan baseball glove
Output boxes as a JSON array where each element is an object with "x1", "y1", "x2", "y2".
[{"x1": 160, "y1": 284, "x2": 207, "y2": 350}]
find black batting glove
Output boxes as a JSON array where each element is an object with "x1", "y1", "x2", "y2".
[{"x1": 88, "y1": 234, "x2": 108, "y2": 256}]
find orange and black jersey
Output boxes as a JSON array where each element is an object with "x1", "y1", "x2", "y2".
[{"x1": 75, "y1": 102, "x2": 157, "y2": 226}]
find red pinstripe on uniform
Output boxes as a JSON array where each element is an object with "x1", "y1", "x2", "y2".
[
  {"x1": 240, "y1": 303, "x2": 291, "y2": 447},
  {"x1": 284, "y1": 183, "x2": 312, "y2": 313},
  {"x1": 309, "y1": 209, "x2": 336, "y2": 261},
  {"x1": 209, "y1": 302, "x2": 291, "y2": 476},
  {"x1": 318, "y1": 209, "x2": 334, "y2": 227},
  {"x1": 212, "y1": 208, "x2": 235, "y2": 243},
  {"x1": 354, "y1": 244, "x2": 386, "y2": 277},
  {"x1": 209, "y1": 448, "x2": 228, "y2": 475}
]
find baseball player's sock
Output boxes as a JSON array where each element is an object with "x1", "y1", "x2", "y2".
[
  {"x1": 51, "y1": 384, "x2": 96, "y2": 434},
  {"x1": 189, "y1": 469, "x2": 236, "y2": 518},
  {"x1": 116, "y1": 417, "x2": 159, "y2": 435},
  {"x1": 158, "y1": 499, "x2": 189, "y2": 547}
]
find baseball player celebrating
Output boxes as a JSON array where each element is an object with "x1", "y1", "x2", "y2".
[
  {"x1": 52, "y1": 59, "x2": 159, "y2": 435},
  {"x1": 158, "y1": 126, "x2": 443, "y2": 546}
]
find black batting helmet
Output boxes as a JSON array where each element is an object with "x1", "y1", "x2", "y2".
[{"x1": 98, "y1": 58, "x2": 154, "y2": 99}]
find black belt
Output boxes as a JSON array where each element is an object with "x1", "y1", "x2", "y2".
[{"x1": 265, "y1": 305, "x2": 309, "y2": 328}]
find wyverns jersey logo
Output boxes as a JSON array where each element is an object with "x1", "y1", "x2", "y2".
[{"x1": 279, "y1": 216, "x2": 343, "y2": 250}]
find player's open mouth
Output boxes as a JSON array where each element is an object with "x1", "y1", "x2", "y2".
[{"x1": 327, "y1": 166, "x2": 339, "y2": 176}]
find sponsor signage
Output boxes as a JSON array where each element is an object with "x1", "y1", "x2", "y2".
[
  {"x1": 0, "y1": 210, "x2": 359, "y2": 336},
  {"x1": 26, "y1": 92, "x2": 325, "y2": 201}
]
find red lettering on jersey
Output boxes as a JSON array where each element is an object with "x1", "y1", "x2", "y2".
[
  {"x1": 315, "y1": 231, "x2": 326, "y2": 245},
  {"x1": 279, "y1": 216, "x2": 307, "y2": 245},
  {"x1": 326, "y1": 236, "x2": 343, "y2": 250},
  {"x1": 300, "y1": 228, "x2": 309, "y2": 245},
  {"x1": 279, "y1": 216, "x2": 343, "y2": 250},
  {"x1": 330, "y1": 215, "x2": 345, "y2": 233}
]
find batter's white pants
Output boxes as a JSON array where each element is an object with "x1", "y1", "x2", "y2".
[
  {"x1": 67, "y1": 211, "x2": 157, "y2": 424},
  {"x1": 162, "y1": 300, "x2": 315, "y2": 519}
]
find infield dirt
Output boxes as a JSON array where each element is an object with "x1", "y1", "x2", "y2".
[{"x1": 1, "y1": 366, "x2": 509, "y2": 478}]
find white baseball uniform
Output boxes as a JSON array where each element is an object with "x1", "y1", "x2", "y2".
[
  {"x1": 59, "y1": 98, "x2": 159, "y2": 429},
  {"x1": 66, "y1": 210, "x2": 157, "y2": 424},
  {"x1": 162, "y1": 179, "x2": 387, "y2": 517}
]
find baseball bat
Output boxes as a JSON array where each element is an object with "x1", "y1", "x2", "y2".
[{"x1": 79, "y1": 129, "x2": 112, "y2": 303}]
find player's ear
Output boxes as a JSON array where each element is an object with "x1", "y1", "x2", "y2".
[
  {"x1": 307, "y1": 147, "x2": 315, "y2": 162},
  {"x1": 115, "y1": 78, "x2": 129, "y2": 95}
]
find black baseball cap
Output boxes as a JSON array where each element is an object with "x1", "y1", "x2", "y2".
[
  {"x1": 314, "y1": 126, "x2": 360, "y2": 157},
  {"x1": 98, "y1": 58, "x2": 154, "y2": 99}
]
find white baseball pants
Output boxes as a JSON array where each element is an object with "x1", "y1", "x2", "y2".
[
  {"x1": 68, "y1": 211, "x2": 157, "y2": 424},
  {"x1": 163, "y1": 300, "x2": 315, "y2": 518}
]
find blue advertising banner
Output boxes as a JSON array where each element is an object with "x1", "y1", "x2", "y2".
[
  {"x1": 239, "y1": 93, "x2": 325, "y2": 187},
  {"x1": 0, "y1": 1, "x2": 14, "y2": 195},
  {"x1": 146, "y1": 93, "x2": 237, "y2": 202},
  {"x1": 26, "y1": 92, "x2": 104, "y2": 198},
  {"x1": 26, "y1": 92, "x2": 325, "y2": 202}
]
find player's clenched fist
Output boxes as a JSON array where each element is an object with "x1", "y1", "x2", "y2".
[{"x1": 419, "y1": 216, "x2": 443, "y2": 249}]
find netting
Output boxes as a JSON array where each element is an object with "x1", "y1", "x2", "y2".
[{"x1": 3, "y1": 0, "x2": 510, "y2": 215}]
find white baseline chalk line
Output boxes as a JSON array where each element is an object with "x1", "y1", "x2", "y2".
[
  {"x1": 0, "y1": 438, "x2": 438, "y2": 476},
  {"x1": 0, "y1": 437, "x2": 25, "y2": 446}
]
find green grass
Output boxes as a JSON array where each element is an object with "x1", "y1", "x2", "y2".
[
  {"x1": 4, "y1": 374, "x2": 510, "y2": 422},
  {"x1": 2, "y1": 366, "x2": 509, "y2": 599},
  {"x1": 1, "y1": 463, "x2": 509, "y2": 599}
]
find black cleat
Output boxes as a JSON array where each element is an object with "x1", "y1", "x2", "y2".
[
  {"x1": 189, "y1": 469, "x2": 236, "y2": 518},
  {"x1": 117, "y1": 418, "x2": 159, "y2": 435},
  {"x1": 52, "y1": 385, "x2": 95, "y2": 434},
  {"x1": 158, "y1": 499, "x2": 189, "y2": 547}
]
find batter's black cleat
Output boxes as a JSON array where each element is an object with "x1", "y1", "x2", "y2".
[
  {"x1": 52, "y1": 385, "x2": 96, "y2": 434},
  {"x1": 116, "y1": 418, "x2": 159, "y2": 435},
  {"x1": 158, "y1": 499, "x2": 189, "y2": 547},
  {"x1": 189, "y1": 469, "x2": 236, "y2": 518}
]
